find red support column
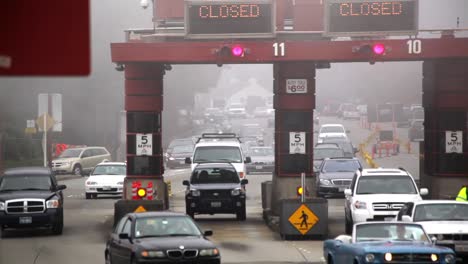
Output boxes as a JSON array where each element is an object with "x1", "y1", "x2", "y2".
[
  {"x1": 271, "y1": 62, "x2": 316, "y2": 214},
  {"x1": 421, "y1": 59, "x2": 468, "y2": 199}
]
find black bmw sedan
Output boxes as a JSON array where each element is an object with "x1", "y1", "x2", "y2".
[{"x1": 106, "y1": 211, "x2": 220, "y2": 264}]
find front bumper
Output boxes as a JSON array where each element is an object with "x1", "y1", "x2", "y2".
[
  {"x1": 432, "y1": 240, "x2": 468, "y2": 256},
  {"x1": 317, "y1": 185, "x2": 347, "y2": 197},
  {"x1": 86, "y1": 185, "x2": 123, "y2": 195},
  {"x1": 0, "y1": 208, "x2": 62, "y2": 228},
  {"x1": 51, "y1": 164, "x2": 73, "y2": 174},
  {"x1": 137, "y1": 256, "x2": 220, "y2": 264},
  {"x1": 352, "y1": 209, "x2": 398, "y2": 223},
  {"x1": 186, "y1": 196, "x2": 245, "y2": 214}
]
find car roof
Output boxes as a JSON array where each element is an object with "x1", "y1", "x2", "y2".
[
  {"x1": 196, "y1": 141, "x2": 241, "y2": 147},
  {"x1": 96, "y1": 162, "x2": 126, "y2": 166},
  {"x1": 194, "y1": 163, "x2": 236, "y2": 169},
  {"x1": 412, "y1": 200, "x2": 468, "y2": 206},
  {"x1": 359, "y1": 168, "x2": 410, "y2": 176},
  {"x1": 3, "y1": 166, "x2": 52, "y2": 176},
  {"x1": 128, "y1": 211, "x2": 188, "y2": 219}
]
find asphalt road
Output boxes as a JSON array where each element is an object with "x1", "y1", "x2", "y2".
[{"x1": 0, "y1": 116, "x2": 418, "y2": 264}]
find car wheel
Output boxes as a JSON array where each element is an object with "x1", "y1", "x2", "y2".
[
  {"x1": 345, "y1": 213, "x2": 353, "y2": 235},
  {"x1": 236, "y1": 206, "x2": 247, "y2": 221},
  {"x1": 105, "y1": 251, "x2": 112, "y2": 264},
  {"x1": 327, "y1": 254, "x2": 334, "y2": 264},
  {"x1": 73, "y1": 164, "x2": 83, "y2": 176},
  {"x1": 52, "y1": 216, "x2": 63, "y2": 235},
  {"x1": 85, "y1": 193, "x2": 91, "y2": 199}
]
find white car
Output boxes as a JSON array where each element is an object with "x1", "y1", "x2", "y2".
[
  {"x1": 344, "y1": 167, "x2": 428, "y2": 234},
  {"x1": 85, "y1": 162, "x2": 126, "y2": 199},
  {"x1": 396, "y1": 200, "x2": 468, "y2": 261},
  {"x1": 317, "y1": 124, "x2": 349, "y2": 143}
]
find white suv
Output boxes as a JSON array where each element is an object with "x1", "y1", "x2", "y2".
[
  {"x1": 185, "y1": 133, "x2": 251, "y2": 178},
  {"x1": 317, "y1": 124, "x2": 349, "y2": 144},
  {"x1": 344, "y1": 167, "x2": 428, "y2": 234}
]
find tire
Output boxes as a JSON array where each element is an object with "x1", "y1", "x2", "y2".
[
  {"x1": 345, "y1": 213, "x2": 353, "y2": 235},
  {"x1": 236, "y1": 206, "x2": 247, "y2": 221},
  {"x1": 73, "y1": 164, "x2": 83, "y2": 176},
  {"x1": 105, "y1": 251, "x2": 112, "y2": 264},
  {"x1": 327, "y1": 255, "x2": 334, "y2": 264},
  {"x1": 52, "y1": 216, "x2": 63, "y2": 235},
  {"x1": 85, "y1": 193, "x2": 91, "y2": 199}
]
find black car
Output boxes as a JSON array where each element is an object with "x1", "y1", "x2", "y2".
[
  {"x1": 316, "y1": 157, "x2": 362, "y2": 197},
  {"x1": 106, "y1": 211, "x2": 220, "y2": 264},
  {"x1": 0, "y1": 167, "x2": 67, "y2": 237},
  {"x1": 183, "y1": 163, "x2": 248, "y2": 220}
]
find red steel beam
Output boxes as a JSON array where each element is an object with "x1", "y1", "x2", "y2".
[{"x1": 111, "y1": 38, "x2": 468, "y2": 64}]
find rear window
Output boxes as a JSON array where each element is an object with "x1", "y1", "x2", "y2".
[
  {"x1": 191, "y1": 167, "x2": 240, "y2": 184},
  {"x1": 356, "y1": 175, "x2": 416, "y2": 195},
  {"x1": 193, "y1": 146, "x2": 242, "y2": 163},
  {"x1": 320, "y1": 126, "x2": 345, "y2": 134},
  {"x1": 322, "y1": 160, "x2": 361, "y2": 173}
]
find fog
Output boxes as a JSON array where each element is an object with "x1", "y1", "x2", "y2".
[{"x1": 0, "y1": 0, "x2": 466, "y2": 161}]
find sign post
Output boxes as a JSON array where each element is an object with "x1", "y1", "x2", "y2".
[{"x1": 301, "y1": 172, "x2": 306, "y2": 203}]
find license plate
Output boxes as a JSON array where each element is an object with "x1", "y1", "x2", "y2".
[
  {"x1": 19, "y1": 216, "x2": 32, "y2": 224},
  {"x1": 255, "y1": 166, "x2": 263, "y2": 169},
  {"x1": 455, "y1": 245, "x2": 468, "y2": 252},
  {"x1": 103, "y1": 186, "x2": 111, "y2": 190},
  {"x1": 211, "y1": 202, "x2": 221, "y2": 208}
]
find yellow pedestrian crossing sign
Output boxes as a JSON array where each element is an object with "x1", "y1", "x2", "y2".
[
  {"x1": 288, "y1": 204, "x2": 319, "y2": 235},
  {"x1": 134, "y1": 206, "x2": 147, "y2": 213},
  {"x1": 36, "y1": 113, "x2": 55, "y2": 132}
]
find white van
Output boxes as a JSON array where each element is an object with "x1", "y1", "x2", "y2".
[{"x1": 185, "y1": 134, "x2": 251, "y2": 178}]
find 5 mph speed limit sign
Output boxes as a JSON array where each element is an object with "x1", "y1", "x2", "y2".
[
  {"x1": 289, "y1": 132, "x2": 306, "y2": 154},
  {"x1": 445, "y1": 131, "x2": 463, "y2": 153}
]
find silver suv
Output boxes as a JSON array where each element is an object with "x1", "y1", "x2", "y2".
[{"x1": 51, "y1": 147, "x2": 111, "y2": 176}]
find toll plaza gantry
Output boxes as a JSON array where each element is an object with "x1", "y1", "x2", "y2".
[{"x1": 111, "y1": 0, "x2": 468, "y2": 236}]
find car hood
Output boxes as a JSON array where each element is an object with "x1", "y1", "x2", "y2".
[
  {"x1": 358, "y1": 241, "x2": 452, "y2": 253},
  {"x1": 189, "y1": 183, "x2": 241, "y2": 190},
  {"x1": 353, "y1": 194, "x2": 422, "y2": 202},
  {"x1": 417, "y1": 221, "x2": 468, "y2": 234},
  {"x1": 319, "y1": 133, "x2": 346, "y2": 138},
  {"x1": 87, "y1": 175, "x2": 125, "y2": 185},
  {"x1": 319, "y1": 171, "x2": 355, "y2": 180},
  {"x1": 251, "y1": 156, "x2": 274, "y2": 163},
  {"x1": 136, "y1": 236, "x2": 215, "y2": 250},
  {"x1": 169, "y1": 152, "x2": 193, "y2": 158},
  {"x1": 0, "y1": 190, "x2": 55, "y2": 201}
]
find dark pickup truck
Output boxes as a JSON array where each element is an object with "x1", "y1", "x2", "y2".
[{"x1": 0, "y1": 167, "x2": 66, "y2": 237}]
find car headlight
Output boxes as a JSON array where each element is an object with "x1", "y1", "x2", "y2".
[
  {"x1": 430, "y1": 254, "x2": 438, "y2": 262},
  {"x1": 384, "y1": 253, "x2": 392, "y2": 262},
  {"x1": 444, "y1": 254, "x2": 455, "y2": 264},
  {"x1": 199, "y1": 248, "x2": 219, "y2": 257},
  {"x1": 141, "y1": 250, "x2": 165, "y2": 258},
  {"x1": 190, "y1": 189, "x2": 200, "y2": 197},
  {"x1": 169, "y1": 157, "x2": 175, "y2": 160},
  {"x1": 86, "y1": 181, "x2": 97, "y2": 185},
  {"x1": 364, "y1": 253, "x2": 375, "y2": 263},
  {"x1": 46, "y1": 199, "x2": 60, "y2": 208},
  {"x1": 231, "y1": 188, "x2": 241, "y2": 196},
  {"x1": 319, "y1": 179, "x2": 331, "y2": 186},
  {"x1": 354, "y1": 200, "x2": 367, "y2": 209},
  {"x1": 0, "y1": 201, "x2": 4, "y2": 211}
]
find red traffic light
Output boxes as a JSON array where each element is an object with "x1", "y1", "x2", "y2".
[{"x1": 372, "y1": 43, "x2": 386, "y2": 55}]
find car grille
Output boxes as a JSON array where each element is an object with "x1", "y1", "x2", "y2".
[
  {"x1": 372, "y1": 202, "x2": 404, "y2": 211},
  {"x1": 6, "y1": 199, "x2": 45, "y2": 214},
  {"x1": 429, "y1": 233, "x2": 468, "y2": 241},
  {"x1": 167, "y1": 249, "x2": 198, "y2": 259},
  {"x1": 97, "y1": 188, "x2": 118, "y2": 192},
  {"x1": 391, "y1": 253, "x2": 438, "y2": 263},
  {"x1": 331, "y1": 179, "x2": 351, "y2": 186},
  {"x1": 201, "y1": 190, "x2": 231, "y2": 199}
]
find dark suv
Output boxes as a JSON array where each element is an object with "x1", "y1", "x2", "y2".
[
  {"x1": 316, "y1": 157, "x2": 362, "y2": 197},
  {"x1": 0, "y1": 167, "x2": 67, "y2": 237},
  {"x1": 183, "y1": 163, "x2": 248, "y2": 220}
]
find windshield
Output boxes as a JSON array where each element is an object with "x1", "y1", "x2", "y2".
[
  {"x1": 356, "y1": 175, "x2": 416, "y2": 194},
  {"x1": 355, "y1": 223, "x2": 429, "y2": 243},
  {"x1": 322, "y1": 160, "x2": 360, "y2": 172},
  {"x1": 134, "y1": 216, "x2": 202, "y2": 238},
  {"x1": 0, "y1": 175, "x2": 51, "y2": 191},
  {"x1": 320, "y1": 126, "x2": 345, "y2": 134},
  {"x1": 91, "y1": 165, "x2": 126, "y2": 176},
  {"x1": 250, "y1": 147, "x2": 273, "y2": 156},
  {"x1": 414, "y1": 203, "x2": 468, "y2": 222},
  {"x1": 193, "y1": 146, "x2": 242, "y2": 163},
  {"x1": 314, "y1": 148, "x2": 344, "y2": 160},
  {"x1": 191, "y1": 167, "x2": 240, "y2": 184},
  {"x1": 172, "y1": 145, "x2": 194, "y2": 153},
  {"x1": 58, "y1": 148, "x2": 82, "y2": 158}
]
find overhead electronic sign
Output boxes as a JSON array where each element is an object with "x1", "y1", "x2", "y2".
[
  {"x1": 324, "y1": 0, "x2": 418, "y2": 37},
  {"x1": 185, "y1": 0, "x2": 275, "y2": 39}
]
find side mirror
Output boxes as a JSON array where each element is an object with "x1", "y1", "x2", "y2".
[
  {"x1": 241, "y1": 179, "x2": 249, "y2": 185},
  {"x1": 431, "y1": 236, "x2": 437, "y2": 244},
  {"x1": 344, "y1": 189, "x2": 352, "y2": 196},
  {"x1": 56, "y1": 184, "x2": 67, "y2": 191},
  {"x1": 185, "y1": 157, "x2": 192, "y2": 164},
  {"x1": 420, "y1": 188, "x2": 429, "y2": 196},
  {"x1": 353, "y1": 147, "x2": 359, "y2": 153},
  {"x1": 245, "y1": 157, "x2": 252, "y2": 164},
  {"x1": 119, "y1": 233, "x2": 130, "y2": 240},
  {"x1": 204, "y1": 230, "x2": 213, "y2": 236},
  {"x1": 401, "y1": 215, "x2": 412, "y2": 222},
  {"x1": 182, "y1": 180, "x2": 190, "y2": 186}
]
